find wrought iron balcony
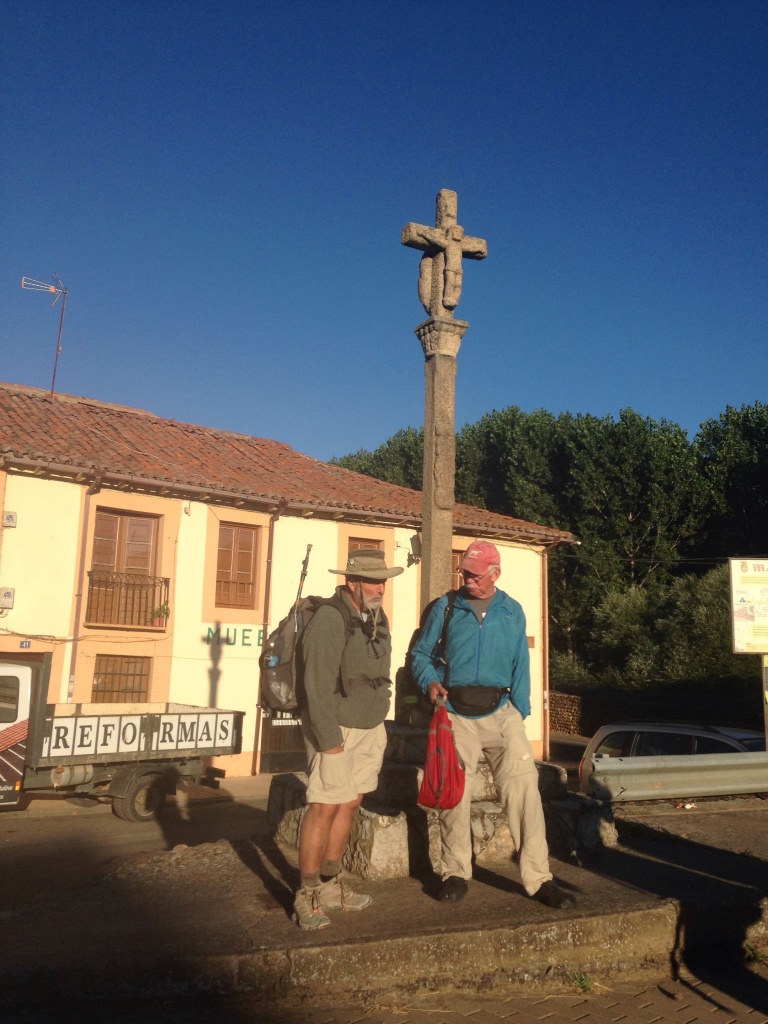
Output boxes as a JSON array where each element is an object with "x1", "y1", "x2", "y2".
[{"x1": 85, "y1": 571, "x2": 170, "y2": 629}]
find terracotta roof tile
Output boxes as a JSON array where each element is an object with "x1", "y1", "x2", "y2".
[{"x1": 0, "y1": 382, "x2": 574, "y2": 546}]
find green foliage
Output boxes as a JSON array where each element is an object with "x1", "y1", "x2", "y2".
[
  {"x1": 570, "y1": 971, "x2": 593, "y2": 992},
  {"x1": 330, "y1": 426, "x2": 423, "y2": 490},
  {"x1": 587, "y1": 585, "x2": 664, "y2": 687},
  {"x1": 331, "y1": 402, "x2": 766, "y2": 692},
  {"x1": 657, "y1": 564, "x2": 759, "y2": 682},
  {"x1": 745, "y1": 942, "x2": 768, "y2": 965},
  {"x1": 694, "y1": 402, "x2": 768, "y2": 557}
]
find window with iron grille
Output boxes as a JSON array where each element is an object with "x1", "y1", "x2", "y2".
[
  {"x1": 216, "y1": 523, "x2": 258, "y2": 608},
  {"x1": 91, "y1": 655, "x2": 151, "y2": 703}
]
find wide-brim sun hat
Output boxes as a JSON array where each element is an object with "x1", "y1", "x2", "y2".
[{"x1": 329, "y1": 548, "x2": 404, "y2": 579}]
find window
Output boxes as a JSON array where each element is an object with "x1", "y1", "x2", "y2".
[
  {"x1": 92, "y1": 655, "x2": 151, "y2": 703},
  {"x1": 694, "y1": 735, "x2": 740, "y2": 755},
  {"x1": 451, "y1": 550, "x2": 465, "y2": 591},
  {"x1": 216, "y1": 523, "x2": 258, "y2": 608},
  {"x1": 595, "y1": 731, "x2": 633, "y2": 758},
  {"x1": 348, "y1": 538, "x2": 383, "y2": 552},
  {"x1": 0, "y1": 675, "x2": 19, "y2": 723},
  {"x1": 87, "y1": 511, "x2": 167, "y2": 627},
  {"x1": 634, "y1": 731, "x2": 693, "y2": 756},
  {"x1": 92, "y1": 511, "x2": 157, "y2": 575}
]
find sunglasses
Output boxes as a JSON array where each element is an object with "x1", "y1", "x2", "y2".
[{"x1": 462, "y1": 566, "x2": 495, "y2": 582}]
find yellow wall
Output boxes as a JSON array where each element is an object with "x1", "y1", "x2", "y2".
[
  {"x1": 490, "y1": 541, "x2": 546, "y2": 753},
  {"x1": 0, "y1": 474, "x2": 81, "y2": 700},
  {"x1": 0, "y1": 469, "x2": 548, "y2": 770}
]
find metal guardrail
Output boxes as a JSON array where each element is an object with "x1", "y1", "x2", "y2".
[{"x1": 587, "y1": 751, "x2": 768, "y2": 802}]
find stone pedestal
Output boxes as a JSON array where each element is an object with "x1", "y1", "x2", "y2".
[{"x1": 267, "y1": 723, "x2": 617, "y2": 881}]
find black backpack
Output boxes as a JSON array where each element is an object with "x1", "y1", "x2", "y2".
[
  {"x1": 395, "y1": 590, "x2": 458, "y2": 725},
  {"x1": 259, "y1": 594, "x2": 355, "y2": 712}
]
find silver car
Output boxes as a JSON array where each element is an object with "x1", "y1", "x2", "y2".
[{"x1": 579, "y1": 721, "x2": 765, "y2": 795}]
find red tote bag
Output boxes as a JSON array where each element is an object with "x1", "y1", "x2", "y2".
[{"x1": 417, "y1": 702, "x2": 466, "y2": 810}]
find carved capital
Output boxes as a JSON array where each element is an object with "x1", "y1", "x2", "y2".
[{"x1": 414, "y1": 317, "x2": 469, "y2": 358}]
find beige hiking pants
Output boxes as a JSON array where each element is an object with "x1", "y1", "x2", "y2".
[{"x1": 440, "y1": 702, "x2": 553, "y2": 896}]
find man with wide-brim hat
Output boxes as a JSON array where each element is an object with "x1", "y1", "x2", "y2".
[{"x1": 293, "y1": 548, "x2": 402, "y2": 931}]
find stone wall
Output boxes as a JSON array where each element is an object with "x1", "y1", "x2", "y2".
[{"x1": 549, "y1": 689, "x2": 762, "y2": 738}]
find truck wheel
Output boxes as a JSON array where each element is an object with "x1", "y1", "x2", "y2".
[{"x1": 112, "y1": 773, "x2": 166, "y2": 823}]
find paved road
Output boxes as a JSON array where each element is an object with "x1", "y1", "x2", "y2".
[
  {"x1": 3, "y1": 967, "x2": 768, "y2": 1023},
  {"x1": 0, "y1": 784, "x2": 272, "y2": 913}
]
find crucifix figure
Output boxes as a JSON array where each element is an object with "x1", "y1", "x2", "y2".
[{"x1": 401, "y1": 189, "x2": 488, "y2": 318}]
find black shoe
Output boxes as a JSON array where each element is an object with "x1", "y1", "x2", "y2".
[
  {"x1": 532, "y1": 880, "x2": 574, "y2": 909},
  {"x1": 439, "y1": 876, "x2": 469, "y2": 902}
]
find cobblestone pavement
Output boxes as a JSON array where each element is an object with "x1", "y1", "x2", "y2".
[{"x1": 4, "y1": 966, "x2": 768, "y2": 1024}]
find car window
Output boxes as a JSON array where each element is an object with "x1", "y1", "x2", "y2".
[
  {"x1": 594, "y1": 731, "x2": 633, "y2": 758},
  {"x1": 740, "y1": 736, "x2": 766, "y2": 752},
  {"x1": 635, "y1": 731, "x2": 693, "y2": 756},
  {"x1": 694, "y1": 735, "x2": 739, "y2": 754}
]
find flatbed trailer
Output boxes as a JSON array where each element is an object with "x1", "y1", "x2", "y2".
[{"x1": 0, "y1": 656, "x2": 245, "y2": 822}]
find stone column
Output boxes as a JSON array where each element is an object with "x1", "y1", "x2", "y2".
[
  {"x1": 402, "y1": 189, "x2": 487, "y2": 610},
  {"x1": 416, "y1": 316, "x2": 468, "y2": 607}
]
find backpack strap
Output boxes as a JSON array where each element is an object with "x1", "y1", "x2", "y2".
[
  {"x1": 432, "y1": 590, "x2": 458, "y2": 668},
  {"x1": 321, "y1": 593, "x2": 356, "y2": 644}
]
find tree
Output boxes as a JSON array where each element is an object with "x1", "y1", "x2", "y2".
[
  {"x1": 694, "y1": 402, "x2": 768, "y2": 557},
  {"x1": 563, "y1": 410, "x2": 711, "y2": 589},
  {"x1": 587, "y1": 585, "x2": 664, "y2": 687},
  {"x1": 456, "y1": 408, "x2": 565, "y2": 525},
  {"x1": 330, "y1": 426, "x2": 423, "y2": 490},
  {"x1": 658, "y1": 563, "x2": 759, "y2": 683}
]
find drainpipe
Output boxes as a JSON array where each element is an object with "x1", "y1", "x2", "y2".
[
  {"x1": 251, "y1": 500, "x2": 285, "y2": 774},
  {"x1": 67, "y1": 477, "x2": 102, "y2": 702},
  {"x1": 541, "y1": 547, "x2": 550, "y2": 763}
]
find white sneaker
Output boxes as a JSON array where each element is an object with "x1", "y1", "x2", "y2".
[{"x1": 317, "y1": 875, "x2": 372, "y2": 912}]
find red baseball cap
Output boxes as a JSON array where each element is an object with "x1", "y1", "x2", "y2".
[{"x1": 459, "y1": 541, "x2": 501, "y2": 574}]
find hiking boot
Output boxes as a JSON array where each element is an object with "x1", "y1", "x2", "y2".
[
  {"x1": 292, "y1": 886, "x2": 331, "y2": 930},
  {"x1": 317, "y1": 875, "x2": 372, "y2": 912},
  {"x1": 531, "y1": 880, "x2": 574, "y2": 909},
  {"x1": 439, "y1": 876, "x2": 469, "y2": 902}
]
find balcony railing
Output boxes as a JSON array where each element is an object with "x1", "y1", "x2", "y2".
[{"x1": 85, "y1": 571, "x2": 170, "y2": 629}]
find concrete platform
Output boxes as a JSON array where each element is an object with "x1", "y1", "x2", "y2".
[{"x1": 1, "y1": 769, "x2": 768, "y2": 1011}]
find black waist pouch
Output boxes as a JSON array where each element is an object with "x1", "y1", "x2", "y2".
[{"x1": 448, "y1": 685, "x2": 509, "y2": 717}]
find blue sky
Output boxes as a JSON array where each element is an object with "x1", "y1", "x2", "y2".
[{"x1": 2, "y1": 1, "x2": 766, "y2": 462}]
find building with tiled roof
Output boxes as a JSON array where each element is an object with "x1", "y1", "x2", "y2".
[{"x1": 0, "y1": 382, "x2": 574, "y2": 775}]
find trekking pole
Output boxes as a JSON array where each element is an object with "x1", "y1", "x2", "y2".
[{"x1": 292, "y1": 544, "x2": 312, "y2": 628}]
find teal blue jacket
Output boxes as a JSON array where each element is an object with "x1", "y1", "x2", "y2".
[{"x1": 410, "y1": 588, "x2": 531, "y2": 719}]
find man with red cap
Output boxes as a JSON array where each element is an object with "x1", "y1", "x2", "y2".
[{"x1": 411, "y1": 541, "x2": 573, "y2": 908}]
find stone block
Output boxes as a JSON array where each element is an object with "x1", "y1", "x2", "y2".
[
  {"x1": 267, "y1": 771, "x2": 308, "y2": 832},
  {"x1": 344, "y1": 807, "x2": 410, "y2": 880},
  {"x1": 544, "y1": 794, "x2": 618, "y2": 858}
]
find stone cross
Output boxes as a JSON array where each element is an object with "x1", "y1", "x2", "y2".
[
  {"x1": 401, "y1": 189, "x2": 488, "y2": 608},
  {"x1": 401, "y1": 189, "x2": 487, "y2": 318}
]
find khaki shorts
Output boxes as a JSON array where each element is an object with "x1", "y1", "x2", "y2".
[{"x1": 305, "y1": 723, "x2": 387, "y2": 805}]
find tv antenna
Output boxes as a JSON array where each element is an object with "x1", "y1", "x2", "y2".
[{"x1": 21, "y1": 273, "x2": 69, "y2": 396}]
